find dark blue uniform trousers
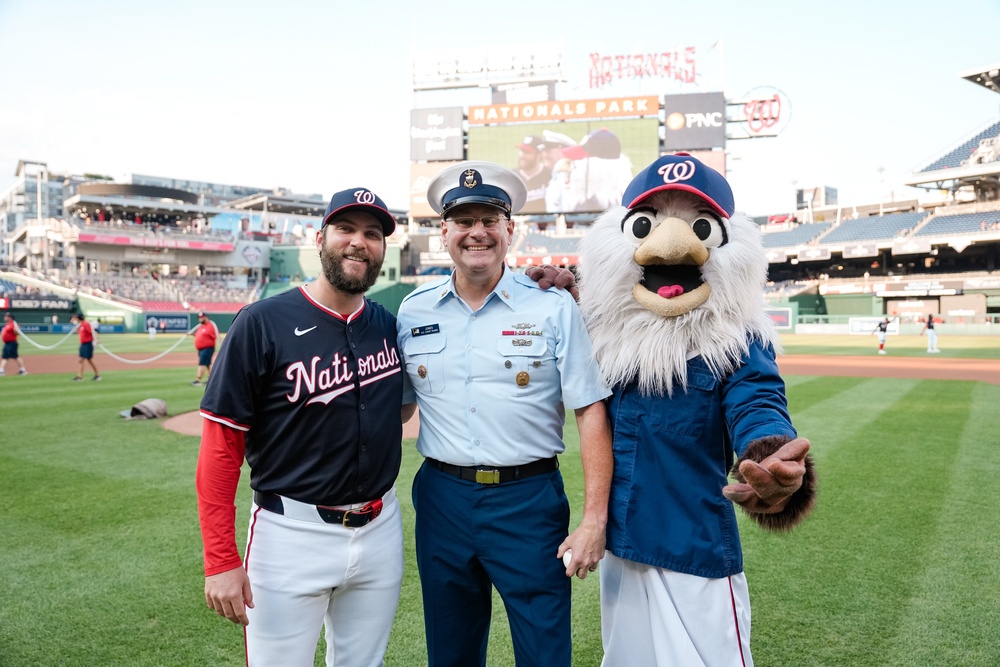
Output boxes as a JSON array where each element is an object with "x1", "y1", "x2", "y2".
[{"x1": 413, "y1": 460, "x2": 572, "y2": 667}]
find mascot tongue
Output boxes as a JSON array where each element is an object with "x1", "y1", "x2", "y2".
[{"x1": 657, "y1": 284, "x2": 685, "y2": 298}]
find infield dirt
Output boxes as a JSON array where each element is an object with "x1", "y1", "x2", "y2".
[{"x1": 18, "y1": 351, "x2": 1000, "y2": 438}]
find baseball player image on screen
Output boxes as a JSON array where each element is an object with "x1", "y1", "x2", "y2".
[{"x1": 196, "y1": 187, "x2": 405, "y2": 667}]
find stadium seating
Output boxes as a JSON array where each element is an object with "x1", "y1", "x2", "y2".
[
  {"x1": 916, "y1": 120, "x2": 1000, "y2": 172},
  {"x1": 759, "y1": 222, "x2": 833, "y2": 248},
  {"x1": 914, "y1": 211, "x2": 1000, "y2": 236},
  {"x1": 819, "y1": 211, "x2": 928, "y2": 244},
  {"x1": 519, "y1": 233, "x2": 583, "y2": 255}
]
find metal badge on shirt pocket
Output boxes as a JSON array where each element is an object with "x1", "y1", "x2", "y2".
[
  {"x1": 403, "y1": 333, "x2": 447, "y2": 395},
  {"x1": 496, "y1": 337, "x2": 546, "y2": 396}
]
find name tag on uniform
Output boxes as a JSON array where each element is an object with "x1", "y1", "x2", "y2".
[{"x1": 411, "y1": 324, "x2": 441, "y2": 337}]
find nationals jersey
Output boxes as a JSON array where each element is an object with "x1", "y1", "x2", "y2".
[{"x1": 200, "y1": 286, "x2": 404, "y2": 505}]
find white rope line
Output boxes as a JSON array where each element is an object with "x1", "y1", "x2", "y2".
[
  {"x1": 98, "y1": 327, "x2": 198, "y2": 364},
  {"x1": 17, "y1": 328, "x2": 77, "y2": 350},
  {"x1": 17, "y1": 325, "x2": 199, "y2": 364}
]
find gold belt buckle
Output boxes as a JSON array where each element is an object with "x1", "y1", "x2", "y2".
[{"x1": 475, "y1": 468, "x2": 501, "y2": 484}]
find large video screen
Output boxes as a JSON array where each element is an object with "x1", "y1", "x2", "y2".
[{"x1": 467, "y1": 118, "x2": 660, "y2": 214}]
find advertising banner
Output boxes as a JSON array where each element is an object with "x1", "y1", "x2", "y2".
[
  {"x1": 849, "y1": 316, "x2": 900, "y2": 335},
  {"x1": 145, "y1": 314, "x2": 193, "y2": 334},
  {"x1": 410, "y1": 107, "x2": 465, "y2": 162},
  {"x1": 662, "y1": 92, "x2": 726, "y2": 150},
  {"x1": 468, "y1": 95, "x2": 658, "y2": 125}
]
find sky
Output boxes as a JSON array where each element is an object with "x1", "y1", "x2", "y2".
[{"x1": 1, "y1": 0, "x2": 998, "y2": 217}]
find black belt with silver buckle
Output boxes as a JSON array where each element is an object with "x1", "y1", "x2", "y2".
[
  {"x1": 425, "y1": 457, "x2": 559, "y2": 485},
  {"x1": 253, "y1": 490, "x2": 383, "y2": 528}
]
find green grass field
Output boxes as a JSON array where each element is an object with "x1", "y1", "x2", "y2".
[{"x1": 1, "y1": 336, "x2": 998, "y2": 665}]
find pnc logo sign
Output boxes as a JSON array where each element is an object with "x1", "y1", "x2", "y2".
[{"x1": 666, "y1": 111, "x2": 724, "y2": 131}]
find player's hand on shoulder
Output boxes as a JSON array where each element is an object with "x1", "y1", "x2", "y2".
[{"x1": 205, "y1": 566, "x2": 254, "y2": 625}]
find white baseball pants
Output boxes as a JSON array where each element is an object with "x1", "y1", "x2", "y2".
[
  {"x1": 600, "y1": 553, "x2": 753, "y2": 667},
  {"x1": 244, "y1": 488, "x2": 403, "y2": 667}
]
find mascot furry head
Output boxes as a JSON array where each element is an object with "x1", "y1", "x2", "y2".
[
  {"x1": 579, "y1": 153, "x2": 778, "y2": 397},
  {"x1": 576, "y1": 153, "x2": 815, "y2": 530}
]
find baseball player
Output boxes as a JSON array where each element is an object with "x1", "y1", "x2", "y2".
[
  {"x1": 920, "y1": 313, "x2": 941, "y2": 352},
  {"x1": 1, "y1": 312, "x2": 28, "y2": 375},
  {"x1": 70, "y1": 312, "x2": 101, "y2": 381},
  {"x1": 196, "y1": 187, "x2": 405, "y2": 667},
  {"x1": 397, "y1": 162, "x2": 613, "y2": 667},
  {"x1": 191, "y1": 311, "x2": 219, "y2": 385},
  {"x1": 872, "y1": 316, "x2": 892, "y2": 354}
]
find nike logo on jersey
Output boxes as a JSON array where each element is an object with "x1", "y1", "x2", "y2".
[{"x1": 294, "y1": 326, "x2": 318, "y2": 336}]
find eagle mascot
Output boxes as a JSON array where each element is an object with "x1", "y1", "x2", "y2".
[{"x1": 537, "y1": 153, "x2": 816, "y2": 666}]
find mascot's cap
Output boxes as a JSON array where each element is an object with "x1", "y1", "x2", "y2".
[
  {"x1": 623, "y1": 153, "x2": 735, "y2": 218},
  {"x1": 427, "y1": 161, "x2": 527, "y2": 216},
  {"x1": 322, "y1": 188, "x2": 396, "y2": 236}
]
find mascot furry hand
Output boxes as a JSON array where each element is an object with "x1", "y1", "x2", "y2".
[{"x1": 577, "y1": 153, "x2": 816, "y2": 534}]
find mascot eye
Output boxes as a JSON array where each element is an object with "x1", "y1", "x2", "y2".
[
  {"x1": 691, "y1": 215, "x2": 728, "y2": 248},
  {"x1": 620, "y1": 209, "x2": 658, "y2": 245}
]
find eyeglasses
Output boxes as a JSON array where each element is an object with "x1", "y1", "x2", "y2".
[{"x1": 446, "y1": 216, "x2": 507, "y2": 230}]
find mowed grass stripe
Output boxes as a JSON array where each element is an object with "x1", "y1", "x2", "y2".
[
  {"x1": 3, "y1": 367, "x2": 999, "y2": 665},
  {"x1": 745, "y1": 379, "x2": 980, "y2": 666},
  {"x1": 0, "y1": 456, "x2": 232, "y2": 666},
  {"x1": 883, "y1": 381, "x2": 1000, "y2": 666}
]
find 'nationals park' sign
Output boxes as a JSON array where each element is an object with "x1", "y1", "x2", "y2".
[{"x1": 468, "y1": 95, "x2": 659, "y2": 125}]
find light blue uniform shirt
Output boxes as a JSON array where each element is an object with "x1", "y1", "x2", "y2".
[{"x1": 397, "y1": 267, "x2": 610, "y2": 467}]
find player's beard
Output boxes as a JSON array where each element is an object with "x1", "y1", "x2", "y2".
[{"x1": 319, "y1": 244, "x2": 383, "y2": 295}]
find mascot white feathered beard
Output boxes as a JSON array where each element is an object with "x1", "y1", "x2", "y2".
[{"x1": 563, "y1": 153, "x2": 815, "y2": 666}]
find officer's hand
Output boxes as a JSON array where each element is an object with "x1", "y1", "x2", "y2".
[
  {"x1": 558, "y1": 519, "x2": 605, "y2": 580},
  {"x1": 722, "y1": 438, "x2": 810, "y2": 514},
  {"x1": 205, "y1": 567, "x2": 254, "y2": 626},
  {"x1": 524, "y1": 265, "x2": 579, "y2": 301}
]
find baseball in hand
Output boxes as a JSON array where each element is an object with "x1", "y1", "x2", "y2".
[{"x1": 562, "y1": 550, "x2": 572, "y2": 568}]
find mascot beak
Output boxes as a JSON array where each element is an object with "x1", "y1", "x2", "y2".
[{"x1": 632, "y1": 216, "x2": 712, "y2": 318}]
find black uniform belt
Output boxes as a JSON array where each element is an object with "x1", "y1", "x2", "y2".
[
  {"x1": 253, "y1": 490, "x2": 383, "y2": 528},
  {"x1": 425, "y1": 456, "x2": 558, "y2": 485}
]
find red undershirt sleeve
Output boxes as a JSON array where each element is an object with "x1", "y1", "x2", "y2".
[{"x1": 195, "y1": 418, "x2": 247, "y2": 576}]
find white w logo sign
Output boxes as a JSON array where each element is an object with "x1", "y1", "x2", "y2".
[{"x1": 354, "y1": 190, "x2": 376, "y2": 204}]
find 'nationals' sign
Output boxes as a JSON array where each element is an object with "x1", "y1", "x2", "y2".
[
  {"x1": 468, "y1": 95, "x2": 658, "y2": 125},
  {"x1": 589, "y1": 48, "x2": 697, "y2": 89}
]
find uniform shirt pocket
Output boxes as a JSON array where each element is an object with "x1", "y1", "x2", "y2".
[
  {"x1": 496, "y1": 337, "x2": 549, "y2": 397},
  {"x1": 403, "y1": 334, "x2": 447, "y2": 395},
  {"x1": 648, "y1": 368, "x2": 718, "y2": 440}
]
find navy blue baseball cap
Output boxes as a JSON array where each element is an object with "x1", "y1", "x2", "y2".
[
  {"x1": 622, "y1": 153, "x2": 735, "y2": 219},
  {"x1": 426, "y1": 161, "x2": 528, "y2": 216},
  {"x1": 322, "y1": 188, "x2": 396, "y2": 235}
]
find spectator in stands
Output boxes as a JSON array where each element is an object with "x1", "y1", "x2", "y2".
[
  {"x1": 1, "y1": 312, "x2": 28, "y2": 376},
  {"x1": 70, "y1": 313, "x2": 101, "y2": 381},
  {"x1": 191, "y1": 312, "x2": 219, "y2": 386}
]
